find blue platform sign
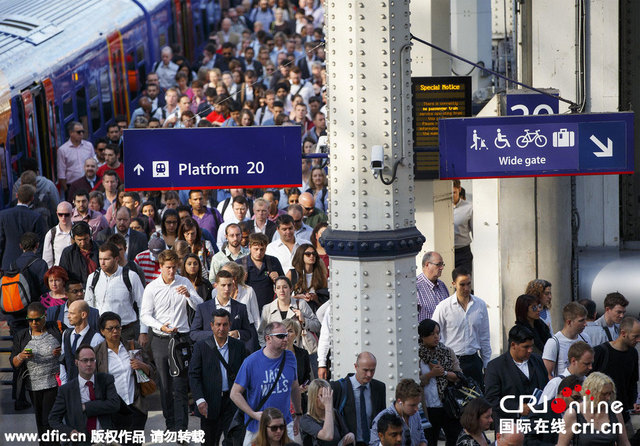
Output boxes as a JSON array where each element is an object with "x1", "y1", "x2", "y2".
[
  {"x1": 123, "y1": 126, "x2": 302, "y2": 191},
  {"x1": 439, "y1": 112, "x2": 634, "y2": 179}
]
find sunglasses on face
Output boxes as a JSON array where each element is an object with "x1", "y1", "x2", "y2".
[
  {"x1": 269, "y1": 333, "x2": 288, "y2": 339},
  {"x1": 57, "y1": 212, "x2": 71, "y2": 217},
  {"x1": 267, "y1": 424, "x2": 286, "y2": 432},
  {"x1": 26, "y1": 315, "x2": 45, "y2": 322}
]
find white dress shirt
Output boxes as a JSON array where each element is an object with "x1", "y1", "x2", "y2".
[
  {"x1": 85, "y1": 266, "x2": 147, "y2": 332},
  {"x1": 140, "y1": 275, "x2": 203, "y2": 336},
  {"x1": 107, "y1": 345, "x2": 136, "y2": 405},
  {"x1": 42, "y1": 225, "x2": 72, "y2": 267},
  {"x1": 213, "y1": 285, "x2": 261, "y2": 328},
  {"x1": 266, "y1": 238, "x2": 310, "y2": 272},
  {"x1": 431, "y1": 294, "x2": 492, "y2": 367}
]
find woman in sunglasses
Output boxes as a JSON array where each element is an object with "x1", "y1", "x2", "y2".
[
  {"x1": 254, "y1": 408, "x2": 292, "y2": 446},
  {"x1": 287, "y1": 244, "x2": 328, "y2": 314},
  {"x1": 514, "y1": 294, "x2": 551, "y2": 355},
  {"x1": 300, "y1": 379, "x2": 354, "y2": 446},
  {"x1": 258, "y1": 276, "x2": 320, "y2": 348},
  {"x1": 10, "y1": 302, "x2": 62, "y2": 445}
]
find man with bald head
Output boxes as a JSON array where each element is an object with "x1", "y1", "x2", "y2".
[
  {"x1": 43, "y1": 201, "x2": 74, "y2": 267},
  {"x1": 129, "y1": 96, "x2": 163, "y2": 127},
  {"x1": 59, "y1": 299, "x2": 104, "y2": 384},
  {"x1": 67, "y1": 158, "x2": 98, "y2": 204},
  {"x1": 298, "y1": 192, "x2": 328, "y2": 229},
  {"x1": 217, "y1": 18, "x2": 241, "y2": 47},
  {"x1": 331, "y1": 352, "x2": 387, "y2": 446},
  {"x1": 416, "y1": 251, "x2": 449, "y2": 321}
]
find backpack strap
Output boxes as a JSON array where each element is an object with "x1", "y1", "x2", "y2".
[
  {"x1": 553, "y1": 335, "x2": 559, "y2": 377},
  {"x1": 221, "y1": 198, "x2": 231, "y2": 218},
  {"x1": 50, "y1": 226, "x2": 57, "y2": 255},
  {"x1": 337, "y1": 378, "x2": 348, "y2": 415}
]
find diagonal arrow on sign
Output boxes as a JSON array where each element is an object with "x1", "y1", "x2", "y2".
[{"x1": 591, "y1": 135, "x2": 613, "y2": 158}]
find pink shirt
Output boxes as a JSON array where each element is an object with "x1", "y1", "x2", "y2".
[{"x1": 57, "y1": 139, "x2": 94, "y2": 183}]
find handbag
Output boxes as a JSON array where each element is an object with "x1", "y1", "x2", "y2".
[
  {"x1": 128, "y1": 340, "x2": 157, "y2": 396},
  {"x1": 225, "y1": 353, "x2": 287, "y2": 446},
  {"x1": 442, "y1": 372, "x2": 483, "y2": 419},
  {"x1": 140, "y1": 378, "x2": 157, "y2": 396},
  {"x1": 168, "y1": 332, "x2": 193, "y2": 377}
]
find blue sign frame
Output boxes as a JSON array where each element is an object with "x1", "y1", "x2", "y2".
[
  {"x1": 123, "y1": 126, "x2": 302, "y2": 191},
  {"x1": 439, "y1": 112, "x2": 634, "y2": 179}
]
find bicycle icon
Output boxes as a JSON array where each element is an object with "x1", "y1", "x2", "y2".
[
  {"x1": 494, "y1": 128, "x2": 510, "y2": 149},
  {"x1": 516, "y1": 129, "x2": 548, "y2": 148}
]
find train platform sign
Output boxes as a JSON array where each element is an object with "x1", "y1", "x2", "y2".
[
  {"x1": 439, "y1": 112, "x2": 634, "y2": 179},
  {"x1": 123, "y1": 126, "x2": 302, "y2": 191}
]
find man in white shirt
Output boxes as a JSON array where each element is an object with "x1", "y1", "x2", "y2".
[
  {"x1": 542, "y1": 302, "x2": 590, "y2": 380},
  {"x1": 57, "y1": 122, "x2": 94, "y2": 196},
  {"x1": 154, "y1": 46, "x2": 179, "y2": 90},
  {"x1": 59, "y1": 300, "x2": 104, "y2": 385},
  {"x1": 43, "y1": 201, "x2": 74, "y2": 267},
  {"x1": 271, "y1": 204, "x2": 313, "y2": 242},
  {"x1": 85, "y1": 243, "x2": 147, "y2": 346},
  {"x1": 266, "y1": 215, "x2": 310, "y2": 272},
  {"x1": 432, "y1": 267, "x2": 491, "y2": 390},
  {"x1": 140, "y1": 249, "x2": 203, "y2": 432},
  {"x1": 583, "y1": 292, "x2": 628, "y2": 346},
  {"x1": 217, "y1": 196, "x2": 251, "y2": 250},
  {"x1": 540, "y1": 341, "x2": 593, "y2": 403}
]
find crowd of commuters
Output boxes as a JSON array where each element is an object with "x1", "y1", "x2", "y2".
[{"x1": 2, "y1": 1, "x2": 640, "y2": 446}]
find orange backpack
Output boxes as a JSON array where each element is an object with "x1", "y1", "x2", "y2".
[{"x1": 0, "y1": 260, "x2": 37, "y2": 314}]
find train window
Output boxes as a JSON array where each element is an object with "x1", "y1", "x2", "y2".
[
  {"x1": 136, "y1": 45, "x2": 147, "y2": 87},
  {"x1": 89, "y1": 79, "x2": 98, "y2": 100},
  {"x1": 76, "y1": 88, "x2": 88, "y2": 136},
  {"x1": 62, "y1": 95, "x2": 73, "y2": 120},
  {"x1": 126, "y1": 50, "x2": 139, "y2": 97},
  {"x1": 99, "y1": 68, "x2": 113, "y2": 122},
  {"x1": 159, "y1": 31, "x2": 167, "y2": 50},
  {"x1": 90, "y1": 99, "x2": 101, "y2": 134}
]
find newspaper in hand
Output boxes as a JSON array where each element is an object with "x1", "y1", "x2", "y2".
[{"x1": 128, "y1": 349, "x2": 151, "y2": 383}]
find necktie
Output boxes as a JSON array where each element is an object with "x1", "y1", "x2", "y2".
[
  {"x1": 85, "y1": 381, "x2": 97, "y2": 433},
  {"x1": 359, "y1": 385, "x2": 370, "y2": 443},
  {"x1": 71, "y1": 333, "x2": 81, "y2": 354}
]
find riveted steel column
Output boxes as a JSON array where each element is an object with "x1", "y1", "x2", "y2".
[{"x1": 323, "y1": 0, "x2": 424, "y2": 392}]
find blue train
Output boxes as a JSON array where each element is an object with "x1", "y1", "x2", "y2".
[{"x1": 0, "y1": 0, "x2": 211, "y2": 207}]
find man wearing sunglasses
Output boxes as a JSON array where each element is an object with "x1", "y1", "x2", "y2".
[
  {"x1": 298, "y1": 192, "x2": 327, "y2": 230},
  {"x1": 231, "y1": 321, "x2": 302, "y2": 446},
  {"x1": 416, "y1": 251, "x2": 449, "y2": 322},
  {"x1": 43, "y1": 201, "x2": 74, "y2": 267},
  {"x1": 57, "y1": 121, "x2": 94, "y2": 197}
]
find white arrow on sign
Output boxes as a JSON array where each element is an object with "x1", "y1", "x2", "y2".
[
  {"x1": 591, "y1": 135, "x2": 613, "y2": 158},
  {"x1": 133, "y1": 164, "x2": 144, "y2": 175}
]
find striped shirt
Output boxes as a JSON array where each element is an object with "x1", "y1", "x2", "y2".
[
  {"x1": 134, "y1": 250, "x2": 161, "y2": 285},
  {"x1": 416, "y1": 273, "x2": 449, "y2": 321}
]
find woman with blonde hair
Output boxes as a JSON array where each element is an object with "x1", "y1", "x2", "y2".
[
  {"x1": 253, "y1": 408, "x2": 292, "y2": 446},
  {"x1": 300, "y1": 379, "x2": 354, "y2": 446},
  {"x1": 525, "y1": 279, "x2": 553, "y2": 331},
  {"x1": 558, "y1": 371, "x2": 630, "y2": 446}
]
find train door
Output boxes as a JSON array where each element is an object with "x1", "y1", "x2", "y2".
[
  {"x1": 180, "y1": 0, "x2": 195, "y2": 61},
  {"x1": 41, "y1": 80, "x2": 58, "y2": 180},
  {"x1": 171, "y1": 0, "x2": 184, "y2": 52},
  {"x1": 7, "y1": 96, "x2": 28, "y2": 199},
  {"x1": 31, "y1": 84, "x2": 56, "y2": 180},
  {"x1": 107, "y1": 31, "x2": 131, "y2": 120},
  {"x1": 20, "y1": 90, "x2": 38, "y2": 160}
]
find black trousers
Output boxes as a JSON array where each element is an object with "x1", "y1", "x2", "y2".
[
  {"x1": 29, "y1": 387, "x2": 58, "y2": 446},
  {"x1": 424, "y1": 407, "x2": 461, "y2": 446},
  {"x1": 457, "y1": 353, "x2": 484, "y2": 392},
  {"x1": 150, "y1": 334, "x2": 190, "y2": 431},
  {"x1": 454, "y1": 245, "x2": 473, "y2": 274},
  {"x1": 202, "y1": 392, "x2": 235, "y2": 446},
  {"x1": 113, "y1": 405, "x2": 148, "y2": 444}
]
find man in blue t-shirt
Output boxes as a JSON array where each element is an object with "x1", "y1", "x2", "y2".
[{"x1": 231, "y1": 321, "x2": 302, "y2": 445}]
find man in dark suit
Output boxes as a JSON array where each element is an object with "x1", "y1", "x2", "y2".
[
  {"x1": 67, "y1": 158, "x2": 98, "y2": 202},
  {"x1": 95, "y1": 206, "x2": 147, "y2": 261},
  {"x1": 59, "y1": 222, "x2": 100, "y2": 286},
  {"x1": 0, "y1": 184, "x2": 47, "y2": 271},
  {"x1": 190, "y1": 270, "x2": 256, "y2": 352},
  {"x1": 245, "y1": 198, "x2": 277, "y2": 241},
  {"x1": 48, "y1": 345, "x2": 120, "y2": 445},
  {"x1": 331, "y1": 352, "x2": 387, "y2": 446},
  {"x1": 189, "y1": 308, "x2": 248, "y2": 446},
  {"x1": 485, "y1": 324, "x2": 549, "y2": 425}
]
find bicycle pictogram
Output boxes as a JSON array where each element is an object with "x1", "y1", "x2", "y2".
[{"x1": 516, "y1": 129, "x2": 548, "y2": 148}]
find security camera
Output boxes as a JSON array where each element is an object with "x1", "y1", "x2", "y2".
[
  {"x1": 316, "y1": 135, "x2": 328, "y2": 153},
  {"x1": 371, "y1": 145, "x2": 384, "y2": 177}
]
